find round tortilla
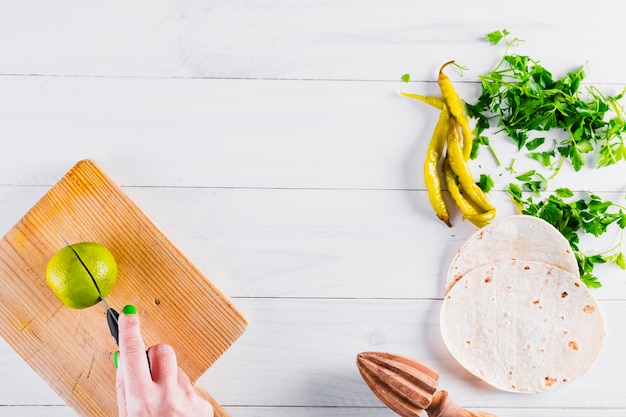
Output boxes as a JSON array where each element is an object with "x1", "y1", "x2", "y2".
[
  {"x1": 440, "y1": 259, "x2": 605, "y2": 393},
  {"x1": 445, "y1": 215, "x2": 578, "y2": 294}
]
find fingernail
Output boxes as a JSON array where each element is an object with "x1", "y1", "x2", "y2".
[
  {"x1": 122, "y1": 304, "x2": 136, "y2": 315},
  {"x1": 113, "y1": 351, "x2": 119, "y2": 369}
]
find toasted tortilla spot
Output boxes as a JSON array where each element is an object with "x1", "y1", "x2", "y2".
[
  {"x1": 568, "y1": 341, "x2": 579, "y2": 351},
  {"x1": 545, "y1": 376, "x2": 557, "y2": 387},
  {"x1": 583, "y1": 305, "x2": 596, "y2": 313}
]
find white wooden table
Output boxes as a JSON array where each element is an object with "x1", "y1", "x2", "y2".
[{"x1": 1, "y1": 1, "x2": 625, "y2": 416}]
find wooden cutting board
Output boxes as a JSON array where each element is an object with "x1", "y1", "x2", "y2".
[{"x1": 0, "y1": 159, "x2": 247, "y2": 417}]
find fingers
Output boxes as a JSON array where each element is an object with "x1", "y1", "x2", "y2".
[
  {"x1": 117, "y1": 305, "x2": 152, "y2": 393},
  {"x1": 178, "y1": 369, "x2": 214, "y2": 415},
  {"x1": 147, "y1": 344, "x2": 178, "y2": 387},
  {"x1": 177, "y1": 366, "x2": 195, "y2": 397},
  {"x1": 115, "y1": 305, "x2": 213, "y2": 417},
  {"x1": 149, "y1": 348, "x2": 197, "y2": 398}
]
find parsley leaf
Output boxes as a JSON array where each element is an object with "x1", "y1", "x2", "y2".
[
  {"x1": 486, "y1": 29, "x2": 509, "y2": 45},
  {"x1": 555, "y1": 188, "x2": 574, "y2": 198},
  {"x1": 470, "y1": 31, "x2": 626, "y2": 174},
  {"x1": 478, "y1": 174, "x2": 494, "y2": 193},
  {"x1": 515, "y1": 170, "x2": 547, "y2": 195}
]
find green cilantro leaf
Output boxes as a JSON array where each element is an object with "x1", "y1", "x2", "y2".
[
  {"x1": 525, "y1": 137, "x2": 545, "y2": 151},
  {"x1": 478, "y1": 174, "x2": 494, "y2": 193},
  {"x1": 486, "y1": 29, "x2": 509, "y2": 45},
  {"x1": 555, "y1": 188, "x2": 574, "y2": 198}
]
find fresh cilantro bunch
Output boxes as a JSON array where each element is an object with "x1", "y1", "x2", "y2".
[
  {"x1": 467, "y1": 29, "x2": 626, "y2": 173},
  {"x1": 469, "y1": 29, "x2": 626, "y2": 288}
]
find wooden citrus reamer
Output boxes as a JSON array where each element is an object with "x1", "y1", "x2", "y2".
[{"x1": 357, "y1": 352, "x2": 497, "y2": 417}]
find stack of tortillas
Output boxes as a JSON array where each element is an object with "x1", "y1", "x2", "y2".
[{"x1": 440, "y1": 215, "x2": 605, "y2": 393}]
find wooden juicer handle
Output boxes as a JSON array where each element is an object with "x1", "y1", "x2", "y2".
[{"x1": 356, "y1": 352, "x2": 497, "y2": 417}]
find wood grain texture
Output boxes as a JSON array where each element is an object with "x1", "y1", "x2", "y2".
[{"x1": 0, "y1": 160, "x2": 246, "y2": 417}]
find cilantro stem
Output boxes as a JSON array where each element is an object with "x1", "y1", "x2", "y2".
[
  {"x1": 548, "y1": 155, "x2": 565, "y2": 180},
  {"x1": 506, "y1": 158, "x2": 516, "y2": 174},
  {"x1": 486, "y1": 143, "x2": 501, "y2": 166}
]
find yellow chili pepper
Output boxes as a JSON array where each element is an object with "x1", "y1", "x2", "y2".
[
  {"x1": 438, "y1": 60, "x2": 473, "y2": 161},
  {"x1": 466, "y1": 208, "x2": 496, "y2": 225},
  {"x1": 401, "y1": 91, "x2": 452, "y2": 226},
  {"x1": 442, "y1": 157, "x2": 490, "y2": 228},
  {"x1": 401, "y1": 82, "x2": 493, "y2": 228},
  {"x1": 446, "y1": 119, "x2": 495, "y2": 214},
  {"x1": 424, "y1": 104, "x2": 452, "y2": 227},
  {"x1": 400, "y1": 91, "x2": 445, "y2": 110}
]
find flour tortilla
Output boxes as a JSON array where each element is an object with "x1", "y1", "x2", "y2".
[
  {"x1": 445, "y1": 215, "x2": 578, "y2": 294},
  {"x1": 440, "y1": 259, "x2": 605, "y2": 393}
]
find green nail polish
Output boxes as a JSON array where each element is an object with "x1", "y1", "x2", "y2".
[
  {"x1": 114, "y1": 351, "x2": 119, "y2": 369},
  {"x1": 122, "y1": 304, "x2": 136, "y2": 315}
]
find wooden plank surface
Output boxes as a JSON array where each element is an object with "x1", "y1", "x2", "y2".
[
  {"x1": 0, "y1": 76, "x2": 625, "y2": 192},
  {"x1": 0, "y1": 160, "x2": 246, "y2": 417},
  {"x1": 1, "y1": 0, "x2": 626, "y2": 84},
  {"x1": 1, "y1": 1, "x2": 626, "y2": 416},
  {"x1": 1, "y1": 297, "x2": 624, "y2": 413}
]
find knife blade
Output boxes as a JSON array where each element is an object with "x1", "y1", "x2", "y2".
[{"x1": 60, "y1": 234, "x2": 120, "y2": 345}]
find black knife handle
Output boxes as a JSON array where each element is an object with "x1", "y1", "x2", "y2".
[{"x1": 107, "y1": 308, "x2": 120, "y2": 345}]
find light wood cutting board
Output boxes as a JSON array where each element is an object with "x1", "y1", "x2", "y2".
[{"x1": 0, "y1": 159, "x2": 247, "y2": 417}]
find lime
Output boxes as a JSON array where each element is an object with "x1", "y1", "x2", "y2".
[{"x1": 46, "y1": 242, "x2": 118, "y2": 309}]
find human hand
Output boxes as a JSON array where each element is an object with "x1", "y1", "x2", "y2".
[{"x1": 115, "y1": 304, "x2": 214, "y2": 417}]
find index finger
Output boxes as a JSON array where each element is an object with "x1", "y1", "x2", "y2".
[{"x1": 117, "y1": 305, "x2": 152, "y2": 391}]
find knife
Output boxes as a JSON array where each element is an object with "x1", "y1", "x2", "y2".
[{"x1": 60, "y1": 234, "x2": 120, "y2": 345}]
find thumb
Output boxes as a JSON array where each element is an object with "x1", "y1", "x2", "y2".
[{"x1": 117, "y1": 305, "x2": 152, "y2": 392}]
